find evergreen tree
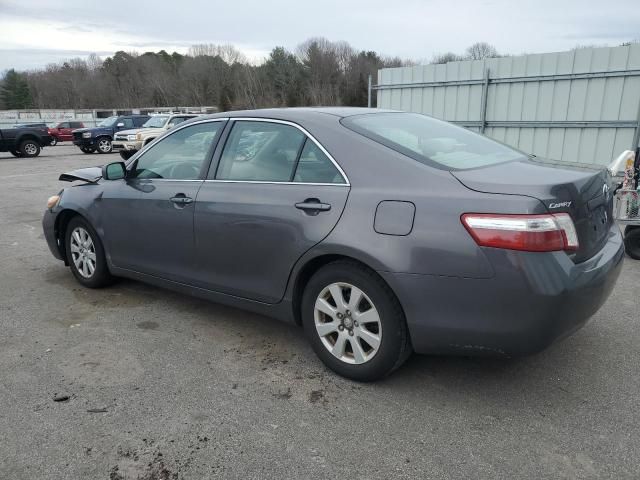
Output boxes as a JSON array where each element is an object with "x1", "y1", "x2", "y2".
[{"x1": 1, "y1": 69, "x2": 33, "y2": 109}]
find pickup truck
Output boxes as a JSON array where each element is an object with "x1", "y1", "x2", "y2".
[
  {"x1": 112, "y1": 113, "x2": 200, "y2": 159},
  {"x1": 0, "y1": 125, "x2": 52, "y2": 157},
  {"x1": 48, "y1": 121, "x2": 85, "y2": 145},
  {"x1": 72, "y1": 114, "x2": 149, "y2": 154}
]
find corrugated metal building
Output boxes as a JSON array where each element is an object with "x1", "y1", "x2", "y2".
[{"x1": 375, "y1": 45, "x2": 640, "y2": 167}]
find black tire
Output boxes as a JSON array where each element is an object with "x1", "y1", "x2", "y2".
[
  {"x1": 119, "y1": 150, "x2": 135, "y2": 160},
  {"x1": 19, "y1": 139, "x2": 41, "y2": 157},
  {"x1": 624, "y1": 227, "x2": 640, "y2": 260},
  {"x1": 80, "y1": 147, "x2": 96, "y2": 154},
  {"x1": 65, "y1": 216, "x2": 114, "y2": 288},
  {"x1": 10, "y1": 149, "x2": 23, "y2": 158},
  {"x1": 301, "y1": 260, "x2": 411, "y2": 381},
  {"x1": 50, "y1": 137, "x2": 58, "y2": 146},
  {"x1": 96, "y1": 136, "x2": 113, "y2": 154}
]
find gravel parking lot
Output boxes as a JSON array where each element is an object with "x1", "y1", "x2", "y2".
[{"x1": 1, "y1": 144, "x2": 639, "y2": 479}]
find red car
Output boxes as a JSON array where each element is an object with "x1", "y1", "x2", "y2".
[{"x1": 48, "y1": 121, "x2": 85, "y2": 145}]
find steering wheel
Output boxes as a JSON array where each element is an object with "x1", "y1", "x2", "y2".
[{"x1": 168, "y1": 163, "x2": 200, "y2": 180}]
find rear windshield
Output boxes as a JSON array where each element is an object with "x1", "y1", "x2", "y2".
[{"x1": 341, "y1": 112, "x2": 526, "y2": 170}]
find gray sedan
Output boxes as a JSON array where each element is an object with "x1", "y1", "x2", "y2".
[{"x1": 42, "y1": 108, "x2": 624, "y2": 381}]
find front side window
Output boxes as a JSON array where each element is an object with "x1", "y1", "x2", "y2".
[
  {"x1": 342, "y1": 113, "x2": 526, "y2": 170},
  {"x1": 59, "y1": 122, "x2": 70, "y2": 128},
  {"x1": 216, "y1": 121, "x2": 305, "y2": 182},
  {"x1": 120, "y1": 118, "x2": 134, "y2": 129},
  {"x1": 131, "y1": 122, "x2": 221, "y2": 180}
]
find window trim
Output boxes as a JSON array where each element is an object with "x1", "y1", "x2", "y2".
[
  {"x1": 126, "y1": 118, "x2": 229, "y2": 181},
  {"x1": 210, "y1": 117, "x2": 350, "y2": 186}
]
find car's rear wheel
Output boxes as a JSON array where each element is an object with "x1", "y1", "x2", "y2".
[
  {"x1": 301, "y1": 260, "x2": 411, "y2": 381},
  {"x1": 65, "y1": 216, "x2": 114, "y2": 288},
  {"x1": 50, "y1": 137, "x2": 58, "y2": 146},
  {"x1": 96, "y1": 137, "x2": 112, "y2": 154},
  {"x1": 20, "y1": 139, "x2": 41, "y2": 157},
  {"x1": 624, "y1": 227, "x2": 640, "y2": 260}
]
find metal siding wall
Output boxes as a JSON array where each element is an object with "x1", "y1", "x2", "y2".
[{"x1": 376, "y1": 45, "x2": 640, "y2": 167}]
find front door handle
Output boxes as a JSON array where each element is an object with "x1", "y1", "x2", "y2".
[
  {"x1": 295, "y1": 198, "x2": 331, "y2": 215},
  {"x1": 170, "y1": 194, "x2": 193, "y2": 206}
]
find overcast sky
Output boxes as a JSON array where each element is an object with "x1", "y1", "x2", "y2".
[{"x1": 1, "y1": 0, "x2": 639, "y2": 71}]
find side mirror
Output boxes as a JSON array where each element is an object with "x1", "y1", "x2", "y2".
[
  {"x1": 116, "y1": 122, "x2": 125, "y2": 128},
  {"x1": 102, "y1": 162, "x2": 126, "y2": 180}
]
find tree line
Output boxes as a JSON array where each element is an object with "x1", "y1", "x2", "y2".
[{"x1": 0, "y1": 39, "x2": 502, "y2": 111}]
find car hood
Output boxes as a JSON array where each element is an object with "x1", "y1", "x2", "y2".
[
  {"x1": 132, "y1": 127, "x2": 166, "y2": 136},
  {"x1": 73, "y1": 127, "x2": 113, "y2": 134},
  {"x1": 117, "y1": 128, "x2": 144, "y2": 136},
  {"x1": 59, "y1": 166, "x2": 102, "y2": 184}
]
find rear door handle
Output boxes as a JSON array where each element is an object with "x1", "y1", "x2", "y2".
[
  {"x1": 295, "y1": 198, "x2": 331, "y2": 214},
  {"x1": 170, "y1": 194, "x2": 193, "y2": 205}
]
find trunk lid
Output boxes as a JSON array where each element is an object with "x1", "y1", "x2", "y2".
[{"x1": 451, "y1": 159, "x2": 614, "y2": 263}]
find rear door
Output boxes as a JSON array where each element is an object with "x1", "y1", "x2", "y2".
[
  {"x1": 101, "y1": 119, "x2": 225, "y2": 282},
  {"x1": 193, "y1": 118, "x2": 350, "y2": 303}
]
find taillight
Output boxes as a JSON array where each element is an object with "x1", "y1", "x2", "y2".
[{"x1": 461, "y1": 213, "x2": 579, "y2": 252}]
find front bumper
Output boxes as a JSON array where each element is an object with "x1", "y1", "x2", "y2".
[
  {"x1": 381, "y1": 225, "x2": 625, "y2": 356},
  {"x1": 42, "y1": 209, "x2": 63, "y2": 261},
  {"x1": 73, "y1": 138, "x2": 96, "y2": 148},
  {"x1": 112, "y1": 139, "x2": 143, "y2": 151}
]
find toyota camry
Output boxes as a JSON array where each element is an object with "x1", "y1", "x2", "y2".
[{"x1": 42, "y1": 108, "x2": 624, "y2": 381}]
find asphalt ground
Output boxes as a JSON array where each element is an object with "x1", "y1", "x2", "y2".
[{"x1": 1, "y1": 144, "x2": 639, "y2": 479}]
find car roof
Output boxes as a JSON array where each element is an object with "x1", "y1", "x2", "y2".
[{"x1": 200, "y1": 107, "x2": 401, "y2": 122}]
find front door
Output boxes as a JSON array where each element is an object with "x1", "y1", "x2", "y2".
[
  {"x1": 102, "y1": 120, "x2": 225, "y2": 282},
  {"x1": 193, "y1": 119, "x2": 350, "y2": 303}
]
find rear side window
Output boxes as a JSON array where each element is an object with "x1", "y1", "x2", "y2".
[
  {"x1": 294, "y1": 140, "x2": 343, "y2": 184},
  {"x1": 342, "y1": 113, "x2": 526, "y2": 170}
]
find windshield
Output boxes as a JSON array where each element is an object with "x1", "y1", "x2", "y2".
[
  {"x1": 342, "y1": 113, "x2": 526, "y2": 170},
  {"x1": 97, "y1": 116, "x2": 118, "y2": 127},
  {"x1": 143, "y1": 116, "x2": 169, "y2": 128}
]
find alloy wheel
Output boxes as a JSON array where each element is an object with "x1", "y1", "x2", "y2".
[
  {"x1": 24, "y1": 143, "x2": 38, "y2": 155},
  {"x1": 70, "y1": 227, "x2": 97, "y2": 278},
  {"x1": 98, "y1": 139, "x2": 112, "y2": 153},
  {"x1": 314, "y1": 282, "x2": 382, "y2": 364}
]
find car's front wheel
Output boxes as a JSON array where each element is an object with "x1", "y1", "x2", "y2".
[
  {"x1": 20, "y1": 139, "x2": 41, "y2": 157},
  {"x1": 302, "y1": 260, "x2": 411, "y2": 381},
  {"x1": 96, "y1": 137, "x2": 113, "y2": 154},
  {"x1": 65, "y1": 216, "x2": 114, "y2": 288}
]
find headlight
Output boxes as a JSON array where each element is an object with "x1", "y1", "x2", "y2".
[
  {"x1": 47, "y1": 195, "x2": 60, "y2": 209},
  {"x1": 127, "y1": 134, "x2": 137, "y2": 141},
  {"x1": 82, "y1": 132, "x2": 92, "y2": 138}
]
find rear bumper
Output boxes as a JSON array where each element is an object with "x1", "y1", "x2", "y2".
[{"x1": 381, "y1": 225, "x2": 624, "y2": 357}]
